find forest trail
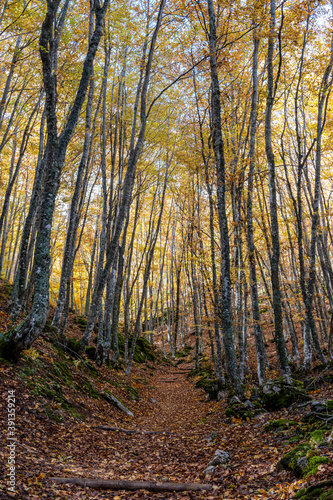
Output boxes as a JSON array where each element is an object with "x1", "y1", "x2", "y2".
[
  {"x1": 1, "y1": 336, "x2": 333, "y2": 500},
  {"x1": 74, "y1": 363, "x2": 221, "y2": 499},
  {"x1": 40, "y1": 363, "x2": 299, "y2": 499}
]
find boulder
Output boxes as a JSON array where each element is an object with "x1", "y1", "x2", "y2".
[
  {"x1": 203, "y1": 465, "x2": 216, "y2": 476},
  {"x1": 277, "y1": 430, "x2": 329, "y2": 478},
  {"x1": 208, "y1": 449, "x2": 231, "y2": 467},
  {"x1": 228, "y1": 395, "x2": 242, "y2": 406},
  {"x1": 303, "y1": 400, "x2": 333, "y2": 425},
  {"x1": 225, "y1": 400, "x2": 266, "y2": 420},
  {"x1": 195, "y1": 376, "x2": 223, "y2": 400},
  {"x1": 261, "y1": 378, "x2": 310, "y2": 411}
]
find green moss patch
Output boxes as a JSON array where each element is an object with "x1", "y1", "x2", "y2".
[
  {"x1": 265, "y1": 419, "x2": 299, "y2": 432},
  {"x1": 225, "y1": 401, "x2": 266, "y2": 420},
  {"x1": 261, "y1": 378, "x2": 311, "y2": 411},
  {"x1": 277, "y1": 428, "x2": 329, "y2": 478},
  {"x1": 76, "y1": 379, "x2": 101, "y2": 400},
  {"x1": 175, "y1": 345, "x2": 193, "y2": 358},
  {"x1": 117, "y1": 333, "x2": 156, "y2": 363},
  {"x1": 294, "y1": 483, "x2": 333, "y2": 499}
]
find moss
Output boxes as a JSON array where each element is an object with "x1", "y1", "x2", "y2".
[
  {"x1": 195, "y1": 376, "x2": 222, "y2": 400},
  {"x1": 74, "y1": 316, "x2": 88, "y2": 332},
  {"x1": 277, "y1": 429, "x2": 328, "y2": 478},
  {"x1": 51, "y1": 341, "x2": 69, "y2": 359},
  {"x1": 225, "y1": 403, "x2": 265, "y2": 420},
  {"x1": 265, "y1": 419, "x2": 299, "y2": 432},
  {"x1": 303, "y1": 456, "x2": 329, "y2": 478},
  {"x1": 49, "y1": 359, "x2": 74, "y2": 384},
  {"x1": 294, "y1": 486, "x2": 333, "y2": 499},
  {"x1": 261, "y1": 379, "x2": 310, "y2": 411},
  {"x1": 277, "y1": 443, "x2": 309, "y2": 476},
  {"x1": 86, "y1": 346, "x2": 96, "y2": 360},
  {"x1": 175, "y1": 345, "x2": 193, "y2": 358},
  {"x1": 44, "y1": 407, "x2": 63, "y2": 422},
  {"x1": 308, "y1": 430, "x2": 326, "y2": 445},
  {"x1": 67, "y1": 407, "x2": 84, "y2": 420},
  {"x1": 117, "y1": 333, "x2": 156, "y2": 363},
  {"x1": 327, "y1": 400, "x2": 333, "y2": 410},
  {"x1": 126, "y1": 385, "x2": 139, "y2": 400},
  {"x1": 66, "y1": 337, "x2": 81, "y2": 354},
  {"x1": 303, "y1": 400, "x2": 333, "y2": 427},
  {"x1": 43, "y1": 320, "x2": 58, "y2": 334},
  {"x1": 83, "y1": 361, "x2": 99, "y2": 378},
  {"x1": 77, "y1": 380, "x2": 101, "y2": 399}
]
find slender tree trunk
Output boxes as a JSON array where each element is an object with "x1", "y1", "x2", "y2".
[
  {"x1": 246, "y1": 34, "x2": 267, "y2": 385},
  {"x1": 80, "y1": 0, "x2": 166, "y2": 351},
  {"x1": 1, "y1": 0, "x2": 111, "y2": 361},
  {"x1": 265, "y1": 0, "x2": 290, "y2": 376},
  {"x1": 207, "y1": 0, "x2": 241, "y2": 394}
]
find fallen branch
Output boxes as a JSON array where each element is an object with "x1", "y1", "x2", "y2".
[
  {"x1": 102, "y1": 392, "x2": 133, "y2": 416},
  {"x1": 50, "y1": 478, "x2": 213, "y2": 492},
  {"x1": 95, "y1": 425, "x2": 174, "y2": 435}
]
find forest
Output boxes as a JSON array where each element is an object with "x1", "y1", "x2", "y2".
[{"x1": 1, "y1": 0, "x2": 333, "y2": 498}]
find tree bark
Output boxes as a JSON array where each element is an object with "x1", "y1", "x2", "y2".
[
  {"x1": 207, "y1": 0, "x2": 242, "y2": 394},
  {"x1": 50, "y1": 478, "x2": 212, "y2": 492},
  {"x1": 265, "y1": 0, "x2": 290, "y2": 376}
]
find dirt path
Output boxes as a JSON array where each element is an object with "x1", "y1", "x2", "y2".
[
  {"x1": 3, "y1": 357, "x2": 327, "y2": 500},
  {"x1": 68, "y1": 364, "x2": 220, "y2": 499}
]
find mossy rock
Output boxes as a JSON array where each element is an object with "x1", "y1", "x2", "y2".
[
  {"x1": 195, "y1": 376, "x2": 222, "y2": 400},
  {"x1": 66, "y1": 337, "x2": 81, "y2": 354},
  {"x1": 303, "y1": 400, "x2": 333, "y2": 426},
  {"x1": 277, "y1": 430, "x2": 329, "y2": 478},
  {"x1": 265, "y1": 419, "x2": 299, "y2": 432},
  {"x1": 261, "y1": 378, "x2": 311, "y2": 411},
  {"x1": 225, "y1": 401, "x2": 266, "y2": 420},
  {"x1": 175, "y1": 345, "x2": 193, "y2": 358},
  {"x1": 294, "y1": 483, "x2": 333, "y2": 499},
  {"x1": 86, "y1": 346, "x2": 96, "y2": 361},
  {"x1": 43, "y1": 320, "x2": 58, "y2": 334},
  {"x1": 117, "y1": 333, "x2": 156, "y2": 363}
]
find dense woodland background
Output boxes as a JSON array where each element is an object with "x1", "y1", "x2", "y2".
[{"x1": 0, "y1": 0, "x2": 333, "y2": 392}]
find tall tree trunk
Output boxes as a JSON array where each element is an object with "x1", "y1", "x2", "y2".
[
  {"x1": 207, "y1": 0, "x2": 242, "y2": 394},
  {"x1": 0, "y1": 0, "x2": 111, "y2": 362},
  {"x1": 265, "y1": 0, "x2": 290, "y2": 376},
  {"x1": 246, "y1": 34, "x2": 267, "y2": 385},
  {"x1": 79, "y1": 0, "x2": 166, "y2": 350}
]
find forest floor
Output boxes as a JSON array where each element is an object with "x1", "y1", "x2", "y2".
[{"x1": 0, "y1": 280, "x2": 333, "y2": 499}]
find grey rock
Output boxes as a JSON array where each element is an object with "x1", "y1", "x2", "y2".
[
  {"x1": 229, "y1": 395, "x2": 241, "y2": 406},
  {"x1": 208, "y1": 449, "x2": 231, "y2": 466},
  {"x1": 262, "y1": 380, "x2": 280, "y2": 394},
  {"x1": 243, "y1": 400, "x2": 255, "y2": 410},
  {"x1": 203, "y1": 465, "x2": 216, "y2": 476},
  {"x1": 217, "y1": 391, "x2": 227, "y2": 401},
  {"x1": 296, "y1": 456, "x2": 308, "y2": 472},
  {"x1": 310, "y1": 401, "x2": 327, "y2": 412}
]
